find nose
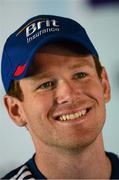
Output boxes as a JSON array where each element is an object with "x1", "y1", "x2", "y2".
[{"x1": 55, "y1": 79, "x2": 81, "y2": 105}]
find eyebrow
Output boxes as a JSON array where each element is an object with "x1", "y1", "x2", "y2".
[
  {"x1": 68, "y1": 60, "x2": 94, "y2": 69},
  {"x1": 28, "y1": 72, "x2": 54, "y2": 81}
]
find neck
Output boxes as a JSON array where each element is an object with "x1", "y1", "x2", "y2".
[{"x1": 34, "y1": 134, "x2": 111, "y2": 179}]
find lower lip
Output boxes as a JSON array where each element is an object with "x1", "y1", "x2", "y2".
[{"x1": 55, "y1": 109, "x2": 91, "y2": 125}]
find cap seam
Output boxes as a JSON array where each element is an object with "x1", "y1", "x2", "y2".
[
  {"x1": 4, "y1": 46, "x2": 13, "y2": 71},
  {"x1": 4, "y1": 46, "x2": 14, "y2": 85}
]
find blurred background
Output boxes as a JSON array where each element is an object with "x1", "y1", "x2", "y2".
[{"x1": 0, "y1": 0, "x2": 119, "y2": 177}]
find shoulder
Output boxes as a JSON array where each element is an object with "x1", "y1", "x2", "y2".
[
  {"x1": 106, "y1": 152, "x2": 119, "y2": 165},
  {"x1": 1, "y1": 163, "x2": 34, "y2": 179},
  {"x1": 106, "y1": 152, "x2": 119, "y2": 179}
]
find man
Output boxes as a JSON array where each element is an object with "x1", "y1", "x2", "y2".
[{"x1": 1, "y1": 15, "x2": 119, "y2": 179}]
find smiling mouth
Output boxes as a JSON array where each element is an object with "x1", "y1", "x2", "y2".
[{"x1": 55, "y1": 108, "x2": 90, "y2": 121}]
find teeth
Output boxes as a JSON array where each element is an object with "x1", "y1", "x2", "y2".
[
  {"x1": 79, "y1": 112, "x2": 81, "y2": 117},
  {"x1": 66, "y1": 115, "x2": 69, "y2": 120},
  {"x1": 63, "y1": 115, "x2": 66, "y2": 121},
  {"x1": 70, "y1": 114, "x2": 74, "y2": 119},
  {"x1": 59, "y1": 109, "x2": 87, "y2": 121},
  {"x1": 82, "y1": 110, "x2": 86, "y2": 116}
]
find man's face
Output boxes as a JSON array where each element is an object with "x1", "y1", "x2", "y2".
[{"x1": 16, "y1": 45, "x2": 110, "y2": 151}]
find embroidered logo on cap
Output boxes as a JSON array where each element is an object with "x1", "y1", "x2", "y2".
[
  {"x1": 16, "y1": 18, "x2": 60, "y2": 44},
  {"x1": 14, "y1": 64, "x2": 27, "y2": 77}
]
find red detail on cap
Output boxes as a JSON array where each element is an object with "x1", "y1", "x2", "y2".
[{"x1": 14, "y1": 64, "x2": 27, "y2": 77}]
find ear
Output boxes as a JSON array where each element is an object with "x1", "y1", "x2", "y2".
[
  {"x1": 101, "y1": 67, "x2": 111, "y2": 103},
  {"x1": 4, "y1": 95, "x2": 27, "y2": 127}
]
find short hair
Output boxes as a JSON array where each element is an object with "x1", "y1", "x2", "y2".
[{"x1": 7, "y1": 41, "x2": 102, "y2": 101}]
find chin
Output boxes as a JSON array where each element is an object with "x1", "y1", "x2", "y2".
[{"x1": 52, "y1": 132, "x2": 100, "y2": 154}]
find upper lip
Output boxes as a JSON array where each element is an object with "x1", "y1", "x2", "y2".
[{"x1": 53, "y1": 106, "x2": 92, "y2": 120}]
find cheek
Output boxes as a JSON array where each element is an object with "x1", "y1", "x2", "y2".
[
  {"x1": 24, "y1": 92, "x2": 54, "y2": 119},
  {"x1": 82, "y1": 79, "x2": 105, "y2": 102},
  {"x1": 22, "y1": 93, "x2": 56, "y2": 142},
  {"x1": 83, "y1": 79, "x2": 106, "y2": 119}
]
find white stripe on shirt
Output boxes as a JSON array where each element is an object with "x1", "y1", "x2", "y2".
[
  {"x1": 18, "y1": 170, "x2": 34, "y2": 180},
  {"x1": 10, "y1": 165, "x2": 32, "y2": 180}
]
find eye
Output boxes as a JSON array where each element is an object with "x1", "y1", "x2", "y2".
[
  {"x1": 38, "y1": 80, "x2": 56, "y2": 90},
  {"x1": 74, "y1": 72, "x2": 88, "y2": 79}
]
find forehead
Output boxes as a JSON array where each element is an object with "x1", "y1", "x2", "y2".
[{"x1": 26, "y1": 41, "x2": 95, "y2": 77}]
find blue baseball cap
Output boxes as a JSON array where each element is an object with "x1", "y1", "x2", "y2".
[{"x1": 1, "y1": 15, "x2": 99, "y2": 92}]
